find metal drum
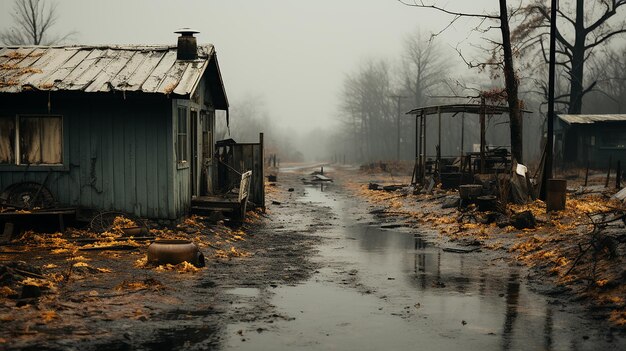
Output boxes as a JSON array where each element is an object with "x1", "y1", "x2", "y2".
[{"x1": 147, "y1": 240, "x2": 205, "y2": 267}]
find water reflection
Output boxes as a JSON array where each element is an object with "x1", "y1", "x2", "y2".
[
  {"x1": 544, "y1": 306, "x2": 554, "y2": 350},
  {"x1": 271, "y1": 185, "x2": 625, "y2": 351},
  {"x1": 502, "y1": 273, "x2": 520, "y2": 350}
]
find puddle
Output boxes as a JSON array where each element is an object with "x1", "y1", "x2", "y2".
[{"x1": 224, "y1": 184, "x2": 625, "y2": 350}]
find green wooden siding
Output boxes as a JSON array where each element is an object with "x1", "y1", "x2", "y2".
[{"x1": 0, "y1": 92, "x2": 181, "y2": 219}]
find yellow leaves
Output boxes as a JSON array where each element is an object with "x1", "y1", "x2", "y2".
[
  {"x1": 567, "y1": 197, "x2": 613, "y2": 214},
  {"x1": 115, "y1": 278, "x2": 164, "y2": 291},
  {"x1": 432, "y1": 216, "x2": 456, "y2": 225},
  {"x1": 43, "y1": 264, "x2": 58, "y2": 269},
  {"x1": 40, "y1": 310, "x2": 58, "y2": 323},
  {"x1": 551, "y1": 220, "x2": 576, "y2": 232},
  {"x1": 596, "y1": 279, "x2": 610, "y2": 287},
  {"x1": 67, "y1": 255, "x2": 89, "y2": 261},
  {"x1": 112, "y1": 216, "x2": 137, "y2": 229},
  {"x1": 554, "y1": 256, "x2": 569, "y2": 267},
  {"x1": 134, "y1": 256, "x2": 148, "y2": 268},
  {"x1": 460, "y1": 223, "x2": 480, "y2": 230},
  {"x1": 21, "y1": 277, "x2": 56, "y2": 291},
  {"x1": 510, "y1": 199, "x2": 546, "y2": 219},
  {"x1": 182, "y1": 215, "x2": 206, "y2": 230},
  {"x1": 603, "y1": 296, "x2": 624, "y2": 305},
  {"x1": 0, "y1": 286, "x2": 17, "y2": 297},
  {"x1": 229, "y1": 246, "x2": 248, "y2": 257},
  {"x1": 609, "y1": 310, "x2": 626, "y2": 326},
  {"x1": 214, "y1": 246, "x2": 250, "y2": 260},
  {"x1": 115, "y1": 281, "x2": 150, "y2": 291},
  {"x1": 155, "y1": 261, "x2": 200, "y2": 273}
]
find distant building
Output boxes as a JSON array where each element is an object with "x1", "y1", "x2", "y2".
[
  {"x1": 556, "y1": 114, "x2": 626, "y2": 168},
  {"x1": 0, "y1": 31, "x2": 229, "y2": 219}
]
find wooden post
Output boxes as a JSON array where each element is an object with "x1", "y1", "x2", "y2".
[
  {"x1": 437, "y1": 106, "x2": 441, "y2": 174},
  {"x1": 617, "y1": 161, "x2": 622, "y2": 189},
  {"x1": 260, "y1": 133, "x2": 265, "y2": 212},
  {"x1": 480, "y1": 96, "x2": 486, "y2": 174},
  {"x1": 605, "y1": 155, "x2": 612, "y2": 188},
  {"x1": 461, "y1": 113, "x2": 465, "y2": 159},
  {"x1": 584, "y1": 159, "x2": 589, "y2": 186},
  {"x1": 413, "y1": 114, "x2": 419, "y2": 185},
  {"x1": 422, "y1": 111, "x2": 427, "y2": 184}
]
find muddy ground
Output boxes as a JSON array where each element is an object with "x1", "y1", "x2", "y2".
[
  {"x1": 0, "y1": 170, "x2": 327, "y2": 350},
  {"x1": 1, "y1": 163, "x2": 626, "y2": 350}
]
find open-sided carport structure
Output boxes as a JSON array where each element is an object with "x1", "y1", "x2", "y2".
[{"x1": 406, "y1": 103, "x2": 529, "y2": 185}]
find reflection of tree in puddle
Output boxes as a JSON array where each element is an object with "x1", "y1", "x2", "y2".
[
  {"x1": 414, "y1": 234, "x2": 428, "y2": 289},
  {"x1": 501, "y1": 272, "x2": 520, "y2": 351},
  {"x1": 544, "y1": 306, "x2": 553, "y2": 350}
]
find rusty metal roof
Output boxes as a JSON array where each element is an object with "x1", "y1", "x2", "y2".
[
  {"x1": 557, "y1": 114, "x2": 626, "y2": 125},
  {"x1": 0, "y1": 45, "x2": 215, "y2": 96},
  {"x1": 406, "y1": 104, "x2": 530, "y2": 116}
]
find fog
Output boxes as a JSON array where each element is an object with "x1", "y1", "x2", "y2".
[{"x1": 2, "y1": 0, "x2": 625, "y2": 163}]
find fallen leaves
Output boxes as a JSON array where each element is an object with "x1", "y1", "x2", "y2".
[
  {"x1": 155, "y1": 261, "x2": 200, "y2": 273},
  {"x1": 40, "y1": 310, "x2": 58, "y2": 323},
  {"x1": 0, "y1": 286, "x2": 17, "y2": 297}
]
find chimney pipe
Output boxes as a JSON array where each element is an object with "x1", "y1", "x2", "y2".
[{"x1": 175, "y1": 29, "x2": 199, "y2": 60}]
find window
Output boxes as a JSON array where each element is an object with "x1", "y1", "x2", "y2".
[
  {"x1": 176, "y1": 107, "x2": 188, "y2": 163},
  {"x1": 601, "y1": 130, "x2": 626, "y2": 149},
  {"x1": 0, "y1": 115, "x2": 63, "y2": 165}
]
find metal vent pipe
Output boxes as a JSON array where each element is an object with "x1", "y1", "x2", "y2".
[{"x1": 175, "y1": 29, "x2": 199, "y2": 60}]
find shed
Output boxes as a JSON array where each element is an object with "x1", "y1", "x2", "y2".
[
  {"x1": 406, "y1": 103, "x2": 529, "y2": 185},
  {"x1": 556, "y1": 114, "x2": 626, "y2": 168},
  {"x1": 0, "y1": 31, "x2": 230, "y2": 220}
]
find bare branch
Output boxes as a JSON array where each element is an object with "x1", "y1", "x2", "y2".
[{"x1": 397, "y1": 0, "x2": 499, "y2": 19}]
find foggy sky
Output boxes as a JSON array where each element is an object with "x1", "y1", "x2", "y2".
[{"x1": 0, "y1": 0, "x2": 502, "y2": 131}]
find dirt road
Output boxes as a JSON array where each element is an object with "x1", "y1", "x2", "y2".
[{"x1": 2, "y1": 164, "x2": 625, "y2": 350}]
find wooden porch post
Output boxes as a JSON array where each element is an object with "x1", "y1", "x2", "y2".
[{"x1": 260, "y1": 132, "x2": 265, "y2": 212}]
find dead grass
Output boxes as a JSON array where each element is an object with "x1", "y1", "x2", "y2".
[{"x1": 343, "y1": 166, "x2": 626, "y2": 328}]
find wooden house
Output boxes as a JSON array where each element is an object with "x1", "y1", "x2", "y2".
[
  {"x1": 0, "y1": 31, "x2": 230, "y2": 220},
  {"x1": 556, "y1": 114, "x2": 626, "y2": 168}
]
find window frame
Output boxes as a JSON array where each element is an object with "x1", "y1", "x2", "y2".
[
  {"x1": 0, "y1": 114, "x2": 68, "y2": 171},
  {"x1": 176, "y1": 106, "x2": 189, "y2": 168}
]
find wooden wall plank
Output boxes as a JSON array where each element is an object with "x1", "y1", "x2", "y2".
[
  {"x1": 124, "y1": 106, "x2": 137, "y2": 214},
  {"x1": 135, "y1": 109, "x2": 148, "y2": 217},
  {"x1": 145, "y1": 111, "x2": 159, "y2": 218}
]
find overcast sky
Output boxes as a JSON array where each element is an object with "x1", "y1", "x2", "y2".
[{"x1": 0, "y1": 0, "x2": 500, "y2": 131}]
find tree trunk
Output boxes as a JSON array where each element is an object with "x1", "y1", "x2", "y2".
[
  {"x1": 499, "y1": 0, "x2": 523, "y2": 163},
  {"x1": 568, "y1": 0, "x2": 585, "y2": 114}
]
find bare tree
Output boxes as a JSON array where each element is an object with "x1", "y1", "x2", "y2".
[
  {"x1": 400, "y1": 29, "x2": 447, "y2": 109},
  {"x1": 513, "y1": 0, "x2": 626, "y2": 114},
  {"x1": 585, "y1": 45, "x2": 626, "y2": 113},
  {"x1": 1, "y1": 0, "x2": 73, "y2": 45},
  {"x1": 398, "y1": 0, "x2": 525, "y2": 163},
  {"x1": 339, "y1": 59, "x2": 395, "y2": 162}
]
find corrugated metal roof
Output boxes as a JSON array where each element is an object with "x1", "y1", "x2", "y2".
[
  {"x1": 406, "y1": 104, "x2": 531, "y2": 116},
  {"x1": 0, "y1": 45, "x2": 215, "y2": 96},
  {"x1": 557, "y1": 114, "x2": 626, "y2": 124}
]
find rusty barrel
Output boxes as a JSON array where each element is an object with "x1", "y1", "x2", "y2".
[{"x1": 546, "y1": 179, "x2": 567, "y2": 212}]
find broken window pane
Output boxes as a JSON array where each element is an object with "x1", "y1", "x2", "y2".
[
  {"x1": 0, "y1": 117, "x2": 15, "y2": 164},
  {"x1": 19, "y1": 116, "x2": 62, "y2": 165}
]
